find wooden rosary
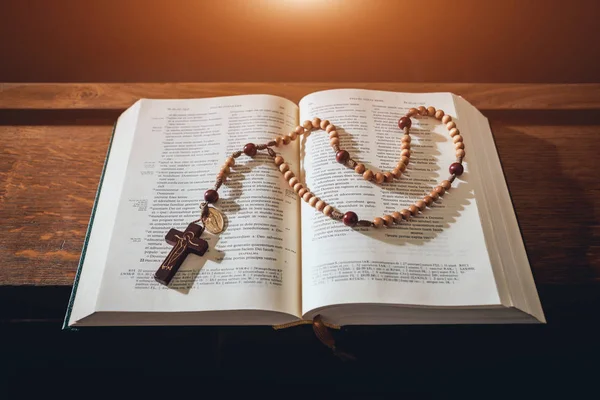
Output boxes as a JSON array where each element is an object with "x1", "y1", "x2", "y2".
[{"x1": 154, "y1": 105, "x2": 466, "y2": 285}]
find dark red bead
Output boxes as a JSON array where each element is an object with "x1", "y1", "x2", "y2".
[
  {"x1": 398, "y1": 116, "x2": 412, "y2": 130},
  {"x1": 449, "y1": 162, "x2": 464, "y2": 176},
  {"x1": 243, "y1": 143, "x2": 257, "y2": 157},
  {"x1": 336, "y1": 150, "x2": 350, "y2": 164},
  {"x1": 204, "y1": 189, "x2": 219, "y2": 203},
  {"x1": 343, "y1": 211, "x2": 359, "y2": 227}
]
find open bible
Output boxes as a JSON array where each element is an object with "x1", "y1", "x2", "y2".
[{"x1": 65, "y1": 89, "x2": 545, "y2": 328}]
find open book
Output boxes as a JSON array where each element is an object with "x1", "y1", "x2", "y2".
[{"x1": 65, "y1": 89, "x2": 545, "y2": 328}]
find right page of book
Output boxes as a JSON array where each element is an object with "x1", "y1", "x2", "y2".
[{"x1": 298, "y1": 89, "x2": 501, "y2": 315}]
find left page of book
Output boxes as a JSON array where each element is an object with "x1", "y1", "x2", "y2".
[{"x1": 73, "y1": 95, "x2": 302, "y2": 324}]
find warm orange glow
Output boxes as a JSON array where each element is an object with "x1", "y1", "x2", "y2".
[{"x1": 1, "y1": 0, "x2": 599, "y2": 83}]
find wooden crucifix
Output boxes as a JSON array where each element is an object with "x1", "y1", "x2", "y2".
[{"x1": 154, "y1": 223, "x2": 209, "y2": 286}]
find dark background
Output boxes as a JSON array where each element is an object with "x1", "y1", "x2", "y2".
[
  {"x1": 2, "y1": 0, "x2": 600, "y2": 397},
  {"x1": 1, "y1": 0, "x2": 600, "y2": 83}
]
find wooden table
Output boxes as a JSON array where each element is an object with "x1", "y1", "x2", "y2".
[{"x1": 1, "y1": 83, "x2": 600, "y2": 393}]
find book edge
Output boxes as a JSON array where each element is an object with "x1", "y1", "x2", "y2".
[
  {"x1": 62, "y1": 122, "x2": 118, "y2": 330},
  {"x1": 475, "y1": 100, "x2": 546, "y2": 323},
  {"x1": 452, "y1": 93, "x2": 546, "y2": 324}
]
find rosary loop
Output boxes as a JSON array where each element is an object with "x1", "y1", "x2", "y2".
[{"x1": 201, "y1": 105, "x2": 465, "y2": 229}]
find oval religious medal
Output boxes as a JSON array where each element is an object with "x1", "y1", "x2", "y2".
[{"x1": 203, "y1": 206, "x2": 225, "y2": 234}]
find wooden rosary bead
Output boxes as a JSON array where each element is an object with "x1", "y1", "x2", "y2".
[
  {"x1": 407, "y1": 107, "x2": 418, "y2": 117},
  {"x1": 417, "y1": 106, "x2": 427, "y2": 115},
  {"x1": 289, "y1": 177, "x2": 299, "y2": 187},
  {"x1": 330, "y1": 137, "x2": 340, "y2": 146},
  {"x1": 382, "y1": 215, "x2": 394, "y2": 226},
  {"x1": 456, "y1": 149, "x2": 466, "y2": 158},
  {"x1": 323, "y1": 205, "x2": 333, "y2": 216},
  {"x1": 441, "y1": 180, "x2": 452, "y2": 190},
  {"x1": 302, "y1": 192, "x2": 314, "y2": 202},
  {"x1": 302, "y1": 120, "x2": 313, "y2": 130},
  {"x1": 311, "y1": 117, "x2": 321, "y2": 129},
  {"x1": 316, "y1": 200, "x2": 326, "y2": 211},
  {"x1": 453, "y1": 135, "x2": 463, "y2": 144},
  {"x1": 448, "y1": 128, "x2": 460, "y2": 137},
  {"x1": 293, "y1": 182, "x2": 303, "y2": 193},
  {"x1": 220, "y1": 165, "x2": 230, "y2": 175},
  {"x1": 400, "y1": 149, "x2": 410, "y2": 158},
  {"x1": 373, "y1": 217, "x2": 385, "y2": 228},
  {"x1": 449, "y1": 162, "x2": 464, "y2": 176},
  {"x1": 288, "y1": 131, "x2": 297, "y2": 141},
  {"x1": 400, "y1": 142, "x2": 411, "y2": 150},
  {"x1": 275, "y1": 136, "x2": 283, "y2": 146},
  {"x1": 392, "y1": 168, "x2": 402, "y2": 178},
  {"x1": 320, "y1": 119, "x2": 330, "y2": 130},
  {"x1": 401, "y1": 156, "x2": 410, "y2": 165},
  {"x1": 446, "y1": 121, "x2": 456, "y2": 130},
  {"x1": 282, "y1": 136, "x2": 291, "y2": 145},
  {"x1": 274, "y1": 156, "x2": 284, "y2": 166},
  {"x1": 298, "y1": 188, "x2": 308, "y2": 197},
  {"x1": 427, "y1": 106, "x2": 436, "y2": 116},
  {"x1": 401, "y1": 135, "x2": 411, "y2": 143},
  {"x1": 284, "y1": 170, "x2": 294, "y2": 180},
  {"x1": 408, "y1": 205, "x2": 419, "y2": 216},
  {"x1": 442, "y1": 115, "x2": 452, "y2": 124},
  {"x1": 383, "y1": 171, "x2": 394, "y2": 182},
  {"x1": 400, "y1": 209, "x2": 411, "y2": 220},
  {"x1": 398, "y1": 116, "x2": 412, "y2": 129},
  {"x1": 243, "y1": 143, "x2": 257, "y2": 157},
  {"x1": 225, "y1": 157, "x2": 235, "y2": 167},
  {"x1": 294, "y1": 125, "x2": 305, "y2": 135},
  {"x1": 375, "y1": 172, "x2": 385, "y2": 184},
  {"x1": 355, "y1": 163, "x2": 366, "y2": 174},
  {"x1": 455, "y1": 142, "x2": 465, "y2": 149},
  {"x1": 336, "y1": 150, "x2": 350, "y2": 164},
  {"x1": 434, "y1": 186, "x2": 446, "y2": 196},
  {"x1": 391, "y1": 211, "x2": 402, "y2": 223},
  {"x1": 309, "y1": 196, "x2": 319, "y2": 207},
  {"x1": 397, "y1": 162, "x2": 407, "y2": 172},
  {"x1": 429, "y1": 190, "x2": 440, "y2": 201},
  {"x1": 424, "y1": 195, "x2": 434, "y2": 206},
  {"x1": 326, "y1": 124, "x2": 336, "y2": 133},
  {"x1": 343, "y1": 211, "x2": 359, "y2": 227},
  {"x1": 434, "y1": 109, "x2": 445, "y2": 119},
  {"x1": 415, "y1": 200, "x2": 427, "y2": 211},
  {"x1": 279, "y1": 163, "x2": 290, "y2": 173},
  {"x1": 204, "y1": 189, "x2": 219, "y2": 203},
  {"x1": 329, "y1": 130, "x2": 339, "y2": 139}
]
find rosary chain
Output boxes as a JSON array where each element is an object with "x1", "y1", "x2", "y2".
[{"x1": 197, "y1": 105, "x2": 465, "y2": 229}]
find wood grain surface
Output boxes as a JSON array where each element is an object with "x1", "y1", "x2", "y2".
[
  {"x1": 2, "y1": 83, "x2": 600, "y2": 110},
  {"x1": 1, "y1": 83, "x2": 599, "y2": 320}
]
